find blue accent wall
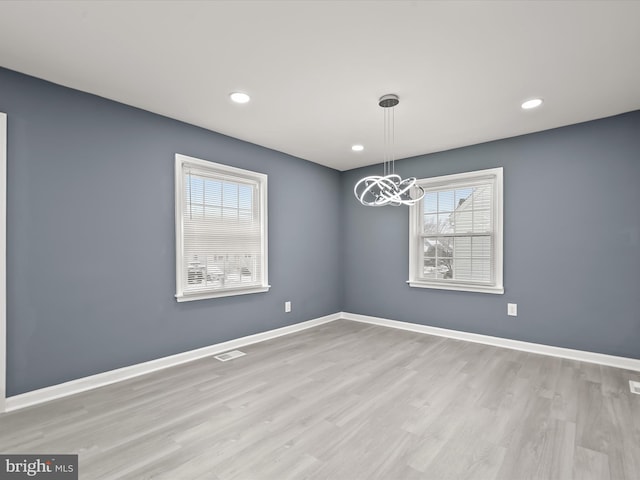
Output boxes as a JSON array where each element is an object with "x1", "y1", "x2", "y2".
[
  {"x1": 2, "y1": 65, "x2": 639, "y2": 397},
  {"x1": 1, "y1": 67, "x2": 342, "y2": 396},
  {"x1": 342, "y1": 110, "x2": 640, "y2": 359}
]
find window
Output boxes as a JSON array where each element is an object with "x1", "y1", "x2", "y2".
[
  {"x1": 175, "y1": 154, "x2": 269, "y2": 301},
  {"x1": 409, "y1": 167, "x2": 503, "y2": 294}
]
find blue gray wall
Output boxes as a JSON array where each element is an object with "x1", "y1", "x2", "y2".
[
  {"x1": 342, "y1": 111, "x2": 640, "y2": 359},
  {"x1": 3, "y1": 65, "x2": 639, "y2": 397},
  {"x1": 1, "y1": 67, "x2": 342, "y2": 396}
]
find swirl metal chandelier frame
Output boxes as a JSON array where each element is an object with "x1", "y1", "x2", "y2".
[{"x1": 354, "y1": 94, "x2": 425, "y2": 207}]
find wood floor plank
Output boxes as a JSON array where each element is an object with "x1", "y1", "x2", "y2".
[
  {"x1": 1, "y1": 320, "x2": 639, "y2": 479},
  {"x1": 574, "y1": 446, "x2": 611, "y2": 480},
  {"x1": 549, "y1": 420, "x2": 577, "y2": 480}
]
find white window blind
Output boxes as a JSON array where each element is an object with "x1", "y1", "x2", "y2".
[
  {"x1": 409, "y1": 168, "x2": 503, "y2": 294},
  {"x1": 175, "y1": 154, "x2": 269, "y2": 301}
]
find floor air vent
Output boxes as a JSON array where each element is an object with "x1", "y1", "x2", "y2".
[
  {"x1": 215, "y1": 350, "x2": 246, "y2": 362},
  {"x1": 630, "y1": 380, "x2": 640, "y2": 395}
]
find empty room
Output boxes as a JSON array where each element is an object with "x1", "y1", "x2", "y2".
[{"x1": 0, "y1": 1, "x2": 639, "y2": 479}]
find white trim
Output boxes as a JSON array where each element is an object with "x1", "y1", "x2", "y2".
[
  {"x1": 6, "y1": 310, "x2": 639, "y2": 412},
  {"x1": 174, "y1": 153, "x2": 269, "y2": 301},
  {"x1": 176, "y1": 285, "x2": 271, "y2": 302},
  {"x1": 407, "y1": 281, "x2": 504, "y2": 295},
  {"x1": 341, "y1": 312, "x2": 640, "y2": 372},
  {"x1": 5, "y1": 312, "x2": 340, "y2": 412},
  {"x1": 0, "y1": 113, "x2": 6, "y2": 413},
  {"x1": 409, "y1": 167, "x2": 503, "y2": 294}
]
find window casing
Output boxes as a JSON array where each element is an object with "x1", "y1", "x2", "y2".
[
  {"x1": 409, "y1": 167, "x2": 503, "y2": 294},
  {"x1": 175, "y1": 154, "x2": 269, "y2": 301}
]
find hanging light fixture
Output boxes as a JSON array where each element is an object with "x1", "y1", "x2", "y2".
[{"x1": 354, "y1": 94, "x2": 425, "y2": 207}]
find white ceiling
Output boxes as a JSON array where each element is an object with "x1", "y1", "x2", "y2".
[{"x1": 0, "y1": 1, "x2": 639, "y2": 171}]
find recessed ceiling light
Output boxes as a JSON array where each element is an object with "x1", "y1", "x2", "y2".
[
  {"x1": 521, "y1": 98, "x2": 543, "y2": 110},
  {"x1": 351, "y1": 144, "x2": 364, "y2": 152},
  {"x1": 230, "y1": 92, "x2": 251, "y2": 104}
]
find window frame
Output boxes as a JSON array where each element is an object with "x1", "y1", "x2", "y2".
[
  {"x1": 408, "y1": 167, "x2": 504, "y2": 294},
  {"x1": 175, "y1": 153, "x2": 269, "y2": 302}
]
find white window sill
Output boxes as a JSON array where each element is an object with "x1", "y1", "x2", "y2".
[
  {"x1": 408, "y1": 281, "x2": 504, "y2": 295},
  {"x1": 176, "y1": 285, "x2": 271, "y2": 302}
]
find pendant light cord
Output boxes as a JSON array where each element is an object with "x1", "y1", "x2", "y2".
[
  {"x1": 354, "y1": 93, "x2": 425, "y2": 207},
  {"x1": 382, "y1": 101, "x2": 396, "y2": 177}
]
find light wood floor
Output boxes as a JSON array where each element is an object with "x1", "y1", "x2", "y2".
[{"x1": 1, "y1": 320, "x2": 639, "y2": 480}]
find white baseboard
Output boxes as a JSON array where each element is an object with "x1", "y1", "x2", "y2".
[
  {"x1": 340, "y1": 312, "x2": 640, "y2": 372},
  {"x1": 4, "y1": 312, "x2": 341, "y2": 412},
  {"x1": 6, "y1": 310, "x2": 639, "y2": 413}
]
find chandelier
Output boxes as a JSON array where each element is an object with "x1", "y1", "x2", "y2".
[{"x1": 354, "y1": 94, "x2": 425, "y2": 207}]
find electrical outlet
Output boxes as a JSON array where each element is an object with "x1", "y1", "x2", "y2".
[
  {"x1": 285, "y1": 301, "x2": 291, "y2": 313},
  {"x1": 507, "y1": 303, "x2": 517, "y2": 316}
]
